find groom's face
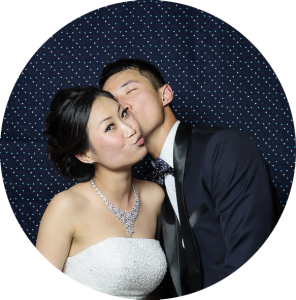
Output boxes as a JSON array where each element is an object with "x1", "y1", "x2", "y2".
[{"x1": 103, "y1": 69, "x2": 165, "y2": 139}]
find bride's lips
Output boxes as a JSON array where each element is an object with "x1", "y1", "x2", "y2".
[{"x1": 135, "y1": 135, "x2": 144, "y2": 145}]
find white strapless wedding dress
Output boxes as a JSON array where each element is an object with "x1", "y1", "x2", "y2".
[{"x1": 62, "y1": 237, "x2": 167, "y2": 299}]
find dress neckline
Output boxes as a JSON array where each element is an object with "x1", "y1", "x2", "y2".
[{"x1": 67, "y1": 236, "x2": 158, "y2": 258}]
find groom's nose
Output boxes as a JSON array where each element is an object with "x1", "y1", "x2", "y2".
[{"x1": 117, "y1": 98, "x2": 133, "y2": 112}]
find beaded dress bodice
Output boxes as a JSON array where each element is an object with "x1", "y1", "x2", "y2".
[{"x1": 62, "y1": 237, "x2": 167, "y2": 299}]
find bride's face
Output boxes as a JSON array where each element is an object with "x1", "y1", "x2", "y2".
[{"x1": 86, "y1": 96, "x2": 147, "y2": 170}]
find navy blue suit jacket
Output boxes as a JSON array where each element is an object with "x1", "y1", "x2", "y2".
[{"x1": 161, "y1": 124, "x2": 277, "y2": 297}]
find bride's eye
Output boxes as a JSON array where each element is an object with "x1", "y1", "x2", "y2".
[
  {"x1": 121, "y1": 107, "x2": 129, "y2": 119},
  {"x1": 105, "y1": 123, "x2": 115, "y2": 132}
]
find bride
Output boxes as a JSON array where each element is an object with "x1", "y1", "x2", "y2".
[{"x1": 36, "y1": 86, "x2": 167, "y2": 299}]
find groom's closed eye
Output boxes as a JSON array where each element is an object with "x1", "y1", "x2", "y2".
[{"x1": 126, "y1": 88, "x2": 137, "y2": 95}]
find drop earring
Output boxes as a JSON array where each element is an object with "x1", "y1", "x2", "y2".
[{"x1": 89, "y1": 160, "x2": 93, "y2": 164}]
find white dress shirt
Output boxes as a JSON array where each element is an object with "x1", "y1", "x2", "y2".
[{"x1": 154, "y1": 120, "x2": 181, "y2": 222}]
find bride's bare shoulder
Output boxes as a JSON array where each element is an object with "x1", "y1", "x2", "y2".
[
  {"x1": 45, "y1": 181, "x2": 90, "y2": 216},
  {"x1": 133, "y1": 179, "x2": 164, "y2": 206}
]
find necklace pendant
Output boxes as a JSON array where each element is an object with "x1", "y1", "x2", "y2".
[{"x1": 90, "y1": 179, "x2": 140, "y2": 237}]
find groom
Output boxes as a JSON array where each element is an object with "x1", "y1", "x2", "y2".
[{"x1": 99, "y1": 59, "x2": 277, "y2": 297}]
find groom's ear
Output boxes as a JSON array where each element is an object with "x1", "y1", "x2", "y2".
[{"x1": 160, "y1": 84, "x2": 174, "y2": 107}]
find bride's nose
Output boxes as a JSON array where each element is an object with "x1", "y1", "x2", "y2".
[{"x1": 123, "y1": 123, "x2": 136, "y2": 138}]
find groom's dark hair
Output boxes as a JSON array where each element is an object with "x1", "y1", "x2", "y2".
[{"x1": 99, "y1": 58, "x2": 166, "y2": 91}]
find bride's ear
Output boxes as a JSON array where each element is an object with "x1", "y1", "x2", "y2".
[{"x1": 75, "y1": 152, "x2": 93, "y2": 164}]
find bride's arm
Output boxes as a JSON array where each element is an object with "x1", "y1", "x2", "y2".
[
  {"x1": 152, "y1": 186, "x2": 165, "y2": 300},
  {"x1": 36, "y1": 191, "x2": 75, "y2": 271},
  {"x1": 138, "y1": 180, "x2": 165, "y2": 300},
  {"x1": 146, "y1": 288, "x2": 161, "y2": 300},
  {"x1": 134, "y1": 179, "x2": 164, "y2": 240},
  {"x1": 154, "y1": 184, "x2": 165, "y2": 241}
]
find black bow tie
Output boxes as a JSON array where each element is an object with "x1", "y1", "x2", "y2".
[{"x1": 149, "y1": 157, "x2": 174, "y2": 186}]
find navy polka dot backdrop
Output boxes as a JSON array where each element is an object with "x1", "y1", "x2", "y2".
[{"x1": 0, "y1": 0, "x2": 295, "y2": 245}]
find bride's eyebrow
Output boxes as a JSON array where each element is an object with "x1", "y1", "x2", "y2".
[{"x1": 99, "y1": 105, "x2": 121, "y2": 127}]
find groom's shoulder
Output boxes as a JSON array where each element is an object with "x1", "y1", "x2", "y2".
[
  {"x1": 190, "y1": 125, "x2": 261, "y2": 167},
  {"x1": 187, "y1": 126, "x2": 259, "y2": 161},
  {"x1": 190, "y1": 125, "x2": 249, "y2": 143},
  {"x1": 178, "y1": 123, "x2": 256, "y2": 155}
]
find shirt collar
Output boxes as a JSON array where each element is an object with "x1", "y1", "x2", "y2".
[{"x1": 151, "y1": 120, "x2": 180, "y2": 168}]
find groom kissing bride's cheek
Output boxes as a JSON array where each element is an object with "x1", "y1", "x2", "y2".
[{"x1": 101, "y1": 58, "x2": 279, "y2": 298}]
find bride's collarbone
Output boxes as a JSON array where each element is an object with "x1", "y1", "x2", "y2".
[
  {"x1": 69, "y1": 215, "x2": 156, "y2": 257},
  {"x1": 68, "y1": 193, "x2": 158, "y2": 256}
]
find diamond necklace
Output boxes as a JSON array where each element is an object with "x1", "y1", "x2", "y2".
[{"x1": 90, "y1": 179, "x2": 140, "y2": 237}]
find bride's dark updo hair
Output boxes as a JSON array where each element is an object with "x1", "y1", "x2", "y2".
[{"x1": 45, "y1": 86, "x2": 116, "y2": 182}]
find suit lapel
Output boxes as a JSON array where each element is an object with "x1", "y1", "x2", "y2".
[
  {"x1": 173, "y1": 123, "x2": 203, "y2": 292},
  {"x1": 160, "y1": 123, "x2": 194, "y2": 296},
  {"x1": 161, "y1": 190, "x2": 182, "y2": 296},
  {"x1": 173, "y1": 123, "x2": 192, "y2": 212}
]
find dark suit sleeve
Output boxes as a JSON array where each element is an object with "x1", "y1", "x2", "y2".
[{"x1": 203, "y1": 130, "x2": 276, "y2": 274}]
